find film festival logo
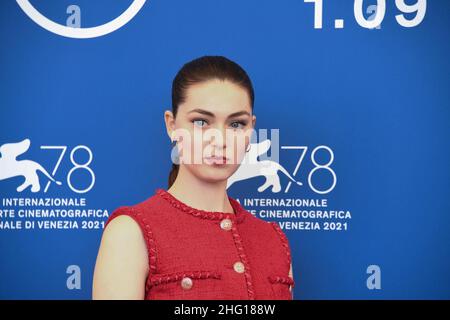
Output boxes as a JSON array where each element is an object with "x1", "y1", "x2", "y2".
[
  {"x1": 225, "y1": 131, "x2": 351, "y2": 233},
  {"x1": 0, "y1": 138, "x2": 108, "y2": 234},
  {"x1": 227, "y1": 139, "x2": 304, "y2": 193},
  {"x1": 16, "y1": 0, "x2": 147, "y2": 39},
  {"x1": 0, "y1": 139, "x2": 62, "y2": 193},
  {"x1": 0, "y1": 138, "x2": 94, "y2": 194},
  {"x1": 0, "y1": 138, "x2": 101, "y2": 292}
]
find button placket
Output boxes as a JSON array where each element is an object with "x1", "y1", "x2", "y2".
[{"x1": 228, "y1": 223, "x2": 255, "y2": 299}]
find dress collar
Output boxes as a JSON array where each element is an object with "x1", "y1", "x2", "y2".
[{"x1": 155, "y1": 188, "x2": 246, "y2": 224}]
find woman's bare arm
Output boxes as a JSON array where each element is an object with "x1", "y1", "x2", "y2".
[{"x1": 92, "y1": 215, "x2": 149, "y2": 299}]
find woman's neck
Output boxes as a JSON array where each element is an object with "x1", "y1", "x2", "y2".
[{"x1": 167, "y1": 166, "x2": 234, "y2": 214}]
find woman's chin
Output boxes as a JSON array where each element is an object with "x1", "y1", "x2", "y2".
[{"x1": 199, "y1": 164, "x2": 233, "y2": 180}]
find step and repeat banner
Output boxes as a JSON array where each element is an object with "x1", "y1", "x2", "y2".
[{"x1": 0, "y1": 0, "x2": 449, "y2": 299}]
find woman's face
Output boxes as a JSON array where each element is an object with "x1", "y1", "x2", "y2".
[{"x1": 166, "y1": 79, "x2": 256, "y2": 184}]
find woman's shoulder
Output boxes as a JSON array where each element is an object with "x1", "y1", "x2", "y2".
[
  {"x1": 104, "y1": 188, "x2": 169, "y2": 227},
  {"x1": 102, "y1": 212, "x2": 145, "y2": 245}
]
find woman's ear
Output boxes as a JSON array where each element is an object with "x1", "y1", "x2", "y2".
[
  {"x1": 251, "y1": 114, "x2": 256, "y2": 128},
  {"x1": 164, "y1": 110, "x2": 176, "y2": 140}
]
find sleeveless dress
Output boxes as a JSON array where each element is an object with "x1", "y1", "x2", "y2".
[{"x1": 104, "y1": 188, "x2": 295, "y2": 300}]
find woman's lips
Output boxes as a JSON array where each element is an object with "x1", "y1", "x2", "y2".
[{"x1": 204, "y1": 156, "x2": 229, "y2": 164}]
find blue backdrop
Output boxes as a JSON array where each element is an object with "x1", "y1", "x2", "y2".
[{"x1": 0, "y1": 0, "x2": 449, "y2": 299}]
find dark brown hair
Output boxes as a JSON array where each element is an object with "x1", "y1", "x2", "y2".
[{"x1": 168, "y1": 55, "x2": 255, "y2": 188}]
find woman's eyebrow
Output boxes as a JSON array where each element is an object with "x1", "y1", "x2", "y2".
[{"x1": 187, "y1": 108, "x2": 251, "y2": 118}]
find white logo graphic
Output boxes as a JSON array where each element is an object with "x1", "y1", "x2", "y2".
[
  {"x1": 0, "y1": 139, "x2": 62, "y2": 193},
  {"x1": 227, "y1": 139, "x2": 303, "y2": 193},
  {"x1": 16, "y1": 0, "x2": 147, "y2": 39}
]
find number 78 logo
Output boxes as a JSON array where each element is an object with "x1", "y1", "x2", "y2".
[
  {"x1": 0, "y1": 139, "x2": 95, "y2": 193},
  {"x1": 281, "y1": 145, "x2": 337, "y2": 194},
  {"x1": 40, "y1": 145, "x2": 95, "y2": 193}
]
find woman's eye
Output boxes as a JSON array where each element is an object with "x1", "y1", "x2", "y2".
[
  {"x1": 193, "y1": 119, "x2": 207, "y2": 128},
  {"x1": 230, "y1": 121, "x2": 246, "y2": 129}
]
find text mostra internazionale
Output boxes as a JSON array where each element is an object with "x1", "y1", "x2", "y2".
[{"x1": 2, "y1": 197, "x2": 87, "y2": 207}]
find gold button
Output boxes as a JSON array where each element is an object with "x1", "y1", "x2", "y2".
[
  {"x1": 233, "y1": 261, "x2": 245, "y2": 273},
  {"x1": 181, "y1": 277, "x2": 193, "y2": 290},
  {"x1": 220, "y1": 218, "x2": 232, "y2": 231}
]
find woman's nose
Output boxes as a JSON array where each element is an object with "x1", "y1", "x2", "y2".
[{"x1": 207, "y1": 126, "x2": 228, "y2": 148}]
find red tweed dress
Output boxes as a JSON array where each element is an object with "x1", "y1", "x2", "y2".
[{"x1": 104, "y1": 188, "x2": 295, "y2": 300}]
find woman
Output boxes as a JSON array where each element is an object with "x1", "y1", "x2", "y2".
[{"x1": 92, "y1": 55, "x2": 295, "y2": 300}]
